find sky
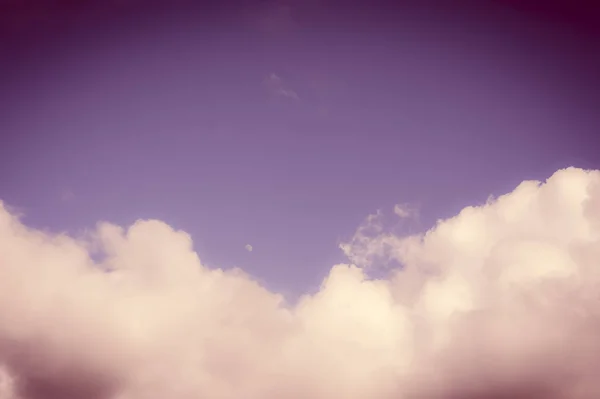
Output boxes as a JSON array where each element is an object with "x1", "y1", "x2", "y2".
[
  {"x1": 1, "y1": 1, "x2": 599, "y2": 294},
  {"x1": 1, "y1": 1, "x2": 600, "y2": 398}
]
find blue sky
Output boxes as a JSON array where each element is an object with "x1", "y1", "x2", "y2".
[{"x1": 1, "y1": 2, "x2": 599, "y2": 299}]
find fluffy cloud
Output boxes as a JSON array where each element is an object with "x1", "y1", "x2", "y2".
[{"x1": 0, "y1": 167, "x2": 599, "y2": 399}]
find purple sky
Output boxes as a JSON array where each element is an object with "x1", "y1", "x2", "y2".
[{"x1": 1, "y1": 1, "x2": 599, "y2": 297}]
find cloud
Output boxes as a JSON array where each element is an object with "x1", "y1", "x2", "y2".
[
  {"x1": 0, "y1": 366, "x2": 15, "y2": 399},
  {"x1": 245, "y1": 244, "x2": 253, "y2": 252},
  {"x1": 0, "y1": 167, "x2": 600, "y2": 399},
  {"x1": 59, "y1": 190, "x2": 75, "y2": 203},
  {"x1": 393, "y1": 203, "x2": 417, "y2": 219},
  {"x1": 247, "y1": 3, "x2": 297, "y2": 34},
  {"x1": 264, "y1": 73, "x2": 299, "y2": 100},
  {"x1": 339, "y1": 209, "x2": 397, "y2": 269}
]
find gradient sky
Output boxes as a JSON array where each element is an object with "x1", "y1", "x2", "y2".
[{"x1": 1, "y1": 0, "x2": 599, "y2": 297}]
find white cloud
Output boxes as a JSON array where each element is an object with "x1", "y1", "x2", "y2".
[
  {"x1": 393, "y1": 203, "x2": 417, "y2": 219},
  {"x1": 338, "y1": 209, "x2": 398, "y2": 269},
  {"x1": 0, "y1": 167, "x2": 599, "y2": 399},
  {"x1": 0, "y1": 366, "x2": 14, "y2": 399},
  {"x1": 264, "y1": 73, "x2": 299, "y2": 100},
  {"x1": 245, "y1": 244, "x2": 253, "y2": 252}
]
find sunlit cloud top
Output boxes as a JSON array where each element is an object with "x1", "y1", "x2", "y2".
[{"x1": 0, "y1": 167, "x2": 599, "y2": 398}]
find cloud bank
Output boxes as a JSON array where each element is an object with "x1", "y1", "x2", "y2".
[{"x1": 0, "y1": 167, "x2": 600, "y2": 399}]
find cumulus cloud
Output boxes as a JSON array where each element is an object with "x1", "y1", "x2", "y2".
[
  {"x1": 0, "y1": 167, "x2": 600, "y2": 399},
  {"x1": 245, "y1": 244, "x2": 253, "y2": 252}
]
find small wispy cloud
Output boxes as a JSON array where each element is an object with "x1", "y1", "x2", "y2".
[
  {"x1": 339, "y1": 209, "x2": 401, "y2": 269},
  {"x1": 247, "y1": 3, "x2": 297, "y2": 34},
  {"x1": 340, "y1": 204, "x2": 419, "y2": 269},
  {"x1": 393, "y1": 203, "x2": 418, "y2": 219},
  {"x1": 264, "y1": 73, "x2": 299, "y2": 100},
  {"x1": 245, "y1": 244, "x2": 253, "y2": 252},
  {"x1": 60, "y1": 189, "x2": 75, "y2": 203}
]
